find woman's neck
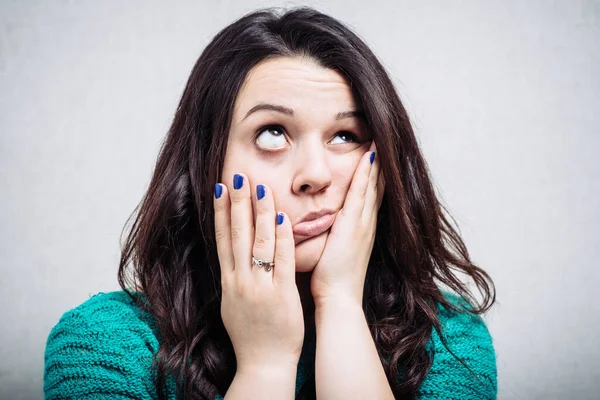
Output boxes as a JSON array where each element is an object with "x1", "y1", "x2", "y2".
[{"x1": 295, "y1": 271, "x2": 316, "y2": 334}]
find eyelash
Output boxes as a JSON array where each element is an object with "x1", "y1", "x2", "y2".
[{"x1": 253, "y1": 124, "x2": 360, "y2": 148}]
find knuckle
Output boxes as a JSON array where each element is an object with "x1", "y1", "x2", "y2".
[
  {"x1": 253, "y1": 235, "x2": 271, "y2": 249},
  {"x1": 274, "y1": 251, "x2": 287, "y2": 265},
  {"x1": 233, "y1": 280, "x2": 261, "y2": 302},
  {"x1": 230, "y1": 195, "x2": 247, "y2": 205},
  {"x1": 214, "y1": 199, "x2": 226, "y2": 212},
  {"x1": 215, "y1": 228, "x2": 228, "y2": 242},
  {"x1": 230, "y1": 227, "x2": 242, "y2": 239},
  {"x1": 234, "y1": 279, "x2": 247, "y2": 295},
  {"x1": 256, "y1": 198, "x2": 269, "y2": 211},
  {"x1": 221, "y1": 276, "x2": 231, "y2": 292},
  {"x1": 275, "y1": 229, "x2": 289, "y2": 241}
]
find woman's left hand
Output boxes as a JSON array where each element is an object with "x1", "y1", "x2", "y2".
[{"x1": 310, "y1": 140, "x2": 386, "y2": 307}]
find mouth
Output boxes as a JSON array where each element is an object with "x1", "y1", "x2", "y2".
[{"x1": 292, "y1": 212, "x2": 336, "y2": 240}]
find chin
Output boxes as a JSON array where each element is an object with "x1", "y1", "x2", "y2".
[{"x1": 294, "y1": 230, "x2": 328, "y2": 272}]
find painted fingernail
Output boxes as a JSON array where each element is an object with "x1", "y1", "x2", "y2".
[
  {"x1": 370, "y1": 152, "x2": 375, "y2": 164},
  {"x1": 214, "y1": 183, "x2": 222, "y2": 199},
  {"x1": 276, "y1": 212, "x2": 284, "y2": 225},
  {"x1": 257, "y1": 184, "x2": 266, "y2": 200},
  {"x1": 233, "y1": 174, "x2": 244, "y2": 190}
]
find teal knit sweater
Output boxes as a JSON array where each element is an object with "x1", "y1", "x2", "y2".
[{"x1": 44, "y1": 291, "x2": 497, "y2": 399}]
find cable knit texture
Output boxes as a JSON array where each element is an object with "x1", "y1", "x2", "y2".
[{"x1": 44, "y1": 291, "x2": 496, "y2": 399}]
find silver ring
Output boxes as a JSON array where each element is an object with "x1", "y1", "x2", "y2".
[{"x1": 252, "y1": 256, "x2": 274, "y2": 272}]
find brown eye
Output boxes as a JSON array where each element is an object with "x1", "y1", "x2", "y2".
[
  {"x1": 254, "y1": 125, "x2": 287, "y2": 149},
  {"x1": 331, "y1": 131, "x2": 358, "y2": 144}
]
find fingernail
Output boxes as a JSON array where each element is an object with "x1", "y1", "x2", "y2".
[
  {"x1": 276, "y1": 212, "x2": 284, "y2": 225},
  {"x1": 214, "y1": 183, "x2": 222, "y2": 199},
  {"x1": 233, "y1": 174, "x2": 244, "y2": 190},
  {"x1": 257, "y1": 184, "x2": 266, "y2": 200},
  {"x1": 370, "y1": 152, "x2": 375, "y2": 164}
]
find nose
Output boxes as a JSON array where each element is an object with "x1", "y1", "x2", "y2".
[{"x1": 292, "y1": 139, "x2": 333, "y2": 195}]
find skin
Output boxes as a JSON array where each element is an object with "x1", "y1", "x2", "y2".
[
  {"x1": 217, "y1": 56, "x2": 391, "y2": 397},
  {"x1": 221, "y1": 56, "x2": 373, "y2": 330}
]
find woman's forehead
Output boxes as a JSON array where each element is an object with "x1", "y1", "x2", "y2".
[{"x1": 232, "y1": 57, "x2": 357, "y2": 124}]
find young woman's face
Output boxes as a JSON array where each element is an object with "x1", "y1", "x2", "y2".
[{"x1": 222, "y1": 56, "x2": 371, "y2": 272}]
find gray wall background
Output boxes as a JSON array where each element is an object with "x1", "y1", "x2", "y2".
[{"x1": 1, "y1": 1, "x2": 598, "y2": 399}]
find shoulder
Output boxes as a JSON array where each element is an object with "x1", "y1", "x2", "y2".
[
  {"x1": 418, "y1": 291, "x2": 498, "y2": 400},
  {"x1": 44, "y1": 290, "x2": 177, "y2": 399},
  {"x1": 50, "y1": 290, "x2": 156, "y2": 330},
  {"x1": 45, "y1": 291, "x2": 159, "y2": 355}
]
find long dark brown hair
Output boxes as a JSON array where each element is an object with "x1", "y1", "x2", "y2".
[{"x1": 117, "y1": 6, "x2": 495, "y2": 400}]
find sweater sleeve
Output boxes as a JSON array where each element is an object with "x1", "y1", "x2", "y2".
[
  {"x1": 417, "y1": 293, "x2": 498, "y2": 400},
  {"x1": 43, "y1": 291, "x2": 178, "y2": 400}
]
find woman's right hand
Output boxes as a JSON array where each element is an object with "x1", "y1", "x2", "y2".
[{"x1": 214, "y1": 173, "x2": 305, "y2": 372}]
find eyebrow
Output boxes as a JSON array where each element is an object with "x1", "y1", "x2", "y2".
[{"x1": 241, "y1": 103, "x2": 365, "y2": 122}]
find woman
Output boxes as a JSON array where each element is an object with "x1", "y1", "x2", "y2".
[{"x1": 44, "y1": 6, "x2": 496, "y2": 400}]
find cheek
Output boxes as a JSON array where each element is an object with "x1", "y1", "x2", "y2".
[
  {"x1": 294, "y1": 231, "x2": 328, "y2": 272},
  {"x1": 221, "y1": 143, "x2": 266, "y2": 188},
  {"x1": 332, "y1": 168, "x2": 355, "y2": 199},
  {"x1": 334, "y1": 152, "x2": 362, "y2": 186},
  {"x1": 222, "y1": 141, "x2": 246, "y2": 173}
]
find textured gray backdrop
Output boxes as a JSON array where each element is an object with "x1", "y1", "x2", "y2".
[{"x1": 1, "y1": 1, "x2": 599, "y2": 399}]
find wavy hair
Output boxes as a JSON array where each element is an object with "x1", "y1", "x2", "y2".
[{"x1": 117, "y1": 6, "x2": 495, "y2": 399}]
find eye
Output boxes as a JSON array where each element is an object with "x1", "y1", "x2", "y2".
[
  {"x1": 254, "y1": 124, "x2": 288, "y2": 149},
  {"x1": 253, "y1": 125, "x2": 360, "y2": 151},
  {"x1": 330, "y1": 131, "x2": 359, "y2": 144}
]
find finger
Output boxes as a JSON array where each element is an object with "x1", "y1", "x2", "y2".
[
  {"x1": 363, "y1": 142, "x2": 379, "y2": 221},
  {"x1": 229, "y1": 173, "x2": 253, "y2": 280},
  {"x1": 343, "y1": 141, "x2": 376, "y2": 217},
  {"x1": 214, "y1": 183, "x2": 234, "y2": 282},
  {"x1": 272, "y1": 211, "x2": 295, "y2": 287},
  {"x1": 252, "y1": 183, "x2": 276, "y2": 284}
]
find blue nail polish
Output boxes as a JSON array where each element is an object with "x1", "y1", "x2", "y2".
[
  {"x1": 276, "y1": 212, "x2": 284, "y2": 225},
  {"x1": 214, "y1": 184, "x2": 222, "y2": 199},
  {"x1": 257, "y1": 184, "x2": 266, "y2": 200},
  {"x1": 370, "y1": 152, "x2": 375, "y2": 164},
  {"x1": 233, "y1": 174, "x2": 244, "y2": 190}
]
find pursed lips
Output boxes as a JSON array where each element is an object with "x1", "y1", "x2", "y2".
[{"x1": 292, "y1": 212, "x2": 336, "y2": 240}]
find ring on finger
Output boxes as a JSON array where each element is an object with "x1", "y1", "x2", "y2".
[{"x1": 252, "y1": 256, "x2": 275, "y2": 272}]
